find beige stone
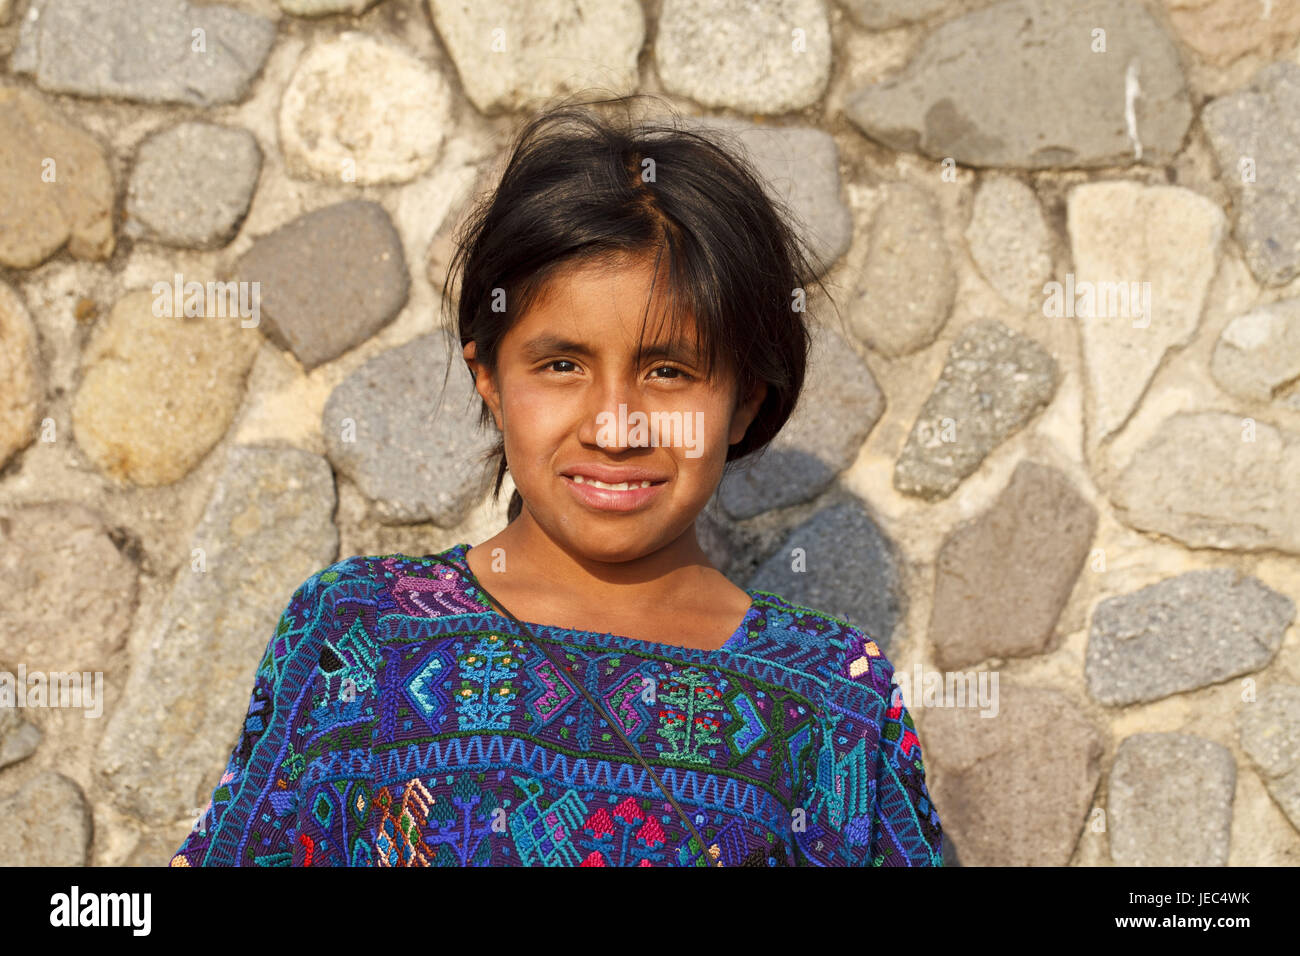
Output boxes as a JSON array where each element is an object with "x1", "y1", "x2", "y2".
[
  {"x1": 0, "y1": 282, "x2": 42, "y2": 470},
  {"x1": 0, "y1": 86, "x2": 114, "y2": 269},
  {"x1": 1165, "y1": 0, "x2": 1300, "y2": 66},
  {"x1": 71, "y1": 288, "x2": 261, "y2": 486}
]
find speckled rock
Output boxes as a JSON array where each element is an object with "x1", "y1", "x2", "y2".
[
  {"x1": 322, "y1": 331, "x2": 499, "y2": 526},
  {"x1": 1203, "y1": 62, "x2": 1300, "y2": 287},
  {"x1": 655, "y1": 0, "x2": 831, "y2": 114},
  {"x1": 850, "y1": 183, "x2": 955, "y2": 356},
  {"x1": 1108, "y1": 733, "x2": 1236, "y2": 866},
  {"x1": 125, "y1": 121, "x2": 262, "y2": 249},
  {"x1": 1086, "y1": 568, "x2": 1294, "y2": 706},
  {"x1": 13, "y1": 0, "x2": 274, "y2": 106},
  {"x1": 894, "y1": 321, "x2": 1058, "y2": 501},
  {"x1": 965, "y1": 175, "x2": 1052, "y2": 313},
  {"x1": 1237, "y1": 684, "x2": 1300, "y2": 834}
]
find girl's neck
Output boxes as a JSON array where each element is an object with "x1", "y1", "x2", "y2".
[{"x1": 466, "y1": 510, "x2": 720, "y2": 613}]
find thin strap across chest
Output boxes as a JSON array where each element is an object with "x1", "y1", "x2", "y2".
[{"x1": 446, "y1": 556, "x2": 723, "y2": 867}]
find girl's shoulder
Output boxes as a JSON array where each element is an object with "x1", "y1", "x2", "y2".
[{"x1": 741, "y1": 587, "x2": 898, "y2": 701}]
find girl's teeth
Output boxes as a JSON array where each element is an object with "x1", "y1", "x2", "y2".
[{"x1": 572, "y1": 475, "x2": 653, "y2": 490}]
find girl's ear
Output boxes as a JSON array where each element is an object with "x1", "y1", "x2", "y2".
[
  {"x1": 729, "y1": 379, "x2": 767, "y2": 446},
  {"x1": 463, "y1": 341, "x2": 504, "y2": 430}
]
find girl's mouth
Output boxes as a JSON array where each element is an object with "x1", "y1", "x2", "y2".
[{"x1": 561, "y1": 474, "x2": 667, "y2": 512}]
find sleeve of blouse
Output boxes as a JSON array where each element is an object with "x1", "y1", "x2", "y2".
[
  {"x1": 797, "y1": 625, "x2": 944, "y2": 866},
  {"x1": 169, "y1": 566, "x2": 339, "y2": 867}
]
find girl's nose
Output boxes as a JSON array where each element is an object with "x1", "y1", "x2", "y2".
[{"x1": 577, "y1": 374, "x2": 649, "y2": 450}]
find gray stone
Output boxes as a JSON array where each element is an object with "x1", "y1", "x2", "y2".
[
  {"x1": 1210, "y1": 297, "x2": 1300, "y2": 408},
  {"x1": 1067, "y1": 181, "x2": 1226, "y2": 444},
  {"x1": 1110, "y1": 411, "x2": 1300, "y2": 554},
  {"x1": 930, "y1": 461, "x2": 1097, "y2": 670},
  {"x1": 894, "y1": 320, "x2": 1059, "y2": 501},
  {"x1": 236, "y1": 200, "x2": 410, "y2": 372},
  {"x1": 1108, "y1": 732, "x2": 1235, "y2": 866},
  {"x1": 71, "y1": 288, "x2": 261, "y2": 486},
  {"x1": 681, "y1": 118, "x2": 852, "y2": 277},
  {"x1": 922, "y1": 684, "x2": 1106, "y2": 866},
  {"x1": 428, "y1": 0, "x2": 643, "y2": 115},
  {"x1": 14, "y1": 0, "x2": 275, "y2": 106},
  {"x1": 0, "y1": 705, "x2": 42, "y2": 771},
  {"x1": 97, "y1": 444, "x2": 339, "y2": 822},
  {"x1": 1203, "y1": 61, "x2": 1300, "y2": 287},
  {"x1": 655, "y1": 0, "x2": 831, "y2": 114},
  {"x1": 0, "y1": 503, "x2": 139, "y2": 676},
  {"x1": 279, "y1": 32, "x2": 452, "y2": 185},
  {"x1": 850, "y1": 183, "x2": 955, "y2": 356},
  {"x1": 719, "y1": 321, "x2": 884, "y2": 520},
  {"x1": 0, "y1": 282, "x2": 42, "y2": 470},
  {"x1": 322, "y1": 331, "x2": 499, "y2": 526},
  {"x1": 965, "y1": 175, "x2": 1052, "y2": 313},
  {"x1": 747, "y1": 500, "x2": 903, "y2": 652},
  {"x1": 0, "y1": 86, "x2": 115, "y2": 269},
  {"x1": 125, "y1": 122, "x2": 262, "y2": 249},
  {"x1": 844, "y1": 0, "x2": 1192, "y2": 169},
  {"x1": 1238, "y1": 684, "x2": 1300, "y2": 834},
  {"x1": 1086, "y1": 569, "x2": 1293, "y2": 707},
  {"x1": 0, "y1": 771, "x2": 92, "y2": 866}
]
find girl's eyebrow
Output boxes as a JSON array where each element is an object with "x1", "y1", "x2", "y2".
[{"x1": 520, "y1": 332, "x2": 700, "y2": 364}]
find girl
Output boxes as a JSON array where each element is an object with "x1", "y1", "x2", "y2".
[{"x1": 172, "y1": 94, "x2": 944, "y2": 867}]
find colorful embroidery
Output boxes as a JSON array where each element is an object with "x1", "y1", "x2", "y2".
[{"x1": 170, "y1": 543, "x2": 944, "y2": 866}]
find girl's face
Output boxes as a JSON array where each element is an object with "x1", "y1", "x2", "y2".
[{"x1": 463, "y1": 253, "x2": 766, "y2": 564}]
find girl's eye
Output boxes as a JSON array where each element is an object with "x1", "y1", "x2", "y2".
[
  {"x1": 542, "y1": 361, "x2": 692, "y2": 381},
  {"x1": 651, "y1": 365, "x2": 692, "y2": 381}
]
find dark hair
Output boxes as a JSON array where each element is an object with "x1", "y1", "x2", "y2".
[{"x1": 436, "y1": 91, "x2": 836, "y2": 524}]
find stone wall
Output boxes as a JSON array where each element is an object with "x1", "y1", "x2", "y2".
[{"x1": 0, "y1": 0, "x2": 1297, "y2": 866}]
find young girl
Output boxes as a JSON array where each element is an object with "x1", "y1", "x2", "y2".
[{"x1": 171, "y1": 95, "x2": 944, "y2": 867}]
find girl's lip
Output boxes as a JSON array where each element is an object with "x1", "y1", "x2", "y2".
[{"x1": 560, "y1": 473, "x2": 666, "y2": 512}]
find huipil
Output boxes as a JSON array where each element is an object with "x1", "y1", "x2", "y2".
[{"x1": 170, "y1": 542, "x2": 943, "y2": 866}]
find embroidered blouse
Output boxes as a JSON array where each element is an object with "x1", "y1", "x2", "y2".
[{"x1": 170, "y1": 542, "x2": 943, "y2": 866}]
